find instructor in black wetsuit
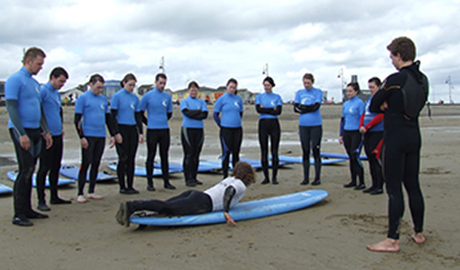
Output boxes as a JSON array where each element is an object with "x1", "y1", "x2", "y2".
[{"x1": 367, "y1": 37, "x2": 429, "y2": 252}]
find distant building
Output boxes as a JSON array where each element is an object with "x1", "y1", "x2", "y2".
[
  {"x1": 341, "y1": 75, "x2": 371, "y2": 102},
  {"x1": 0, "y1": 81, "x2": 4, "y2": 99},
  {"x1": 170, "y1": 85, "x2": 256, "y2": 104},
  {"x1": 103, "y1": 80, "x2": 122, "y2": 100}
]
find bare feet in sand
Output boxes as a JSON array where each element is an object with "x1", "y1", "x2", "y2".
[
  {"x1": 411, "y1": 233, "x2": 425, "y2": 244},
  {"x1": 367, "y1": 238, "x2": 400, "y2": 252}
]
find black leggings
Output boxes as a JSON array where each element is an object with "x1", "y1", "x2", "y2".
[
  {"x1": 78, "y1": 137, "x2": 105, "y2": 195},
  {"x1": 37, "y1": 134, "x2": 63, "y2": 202},
  {"x1": 363, "y1": 131, "x2": 383, "y2": 190},
  {"x1": 384, "y1": 130, "x2": 424, "y2": 240},
  {"x1": 343, "y1": 130, "x2": 364, "y2": 185},
  {"x1": 220, "y1": 127, "x2": 243, "y2": 178},
  {"x1": 115, "y1": 125, "x2": 139, "y2": 190},
  {"x1": 130, "y1": 190, "x2": 212, "y2": 216},
  {"x1": 299, "y1": 125, "x2": 322, "y2": 182},
  {"x1": 181, "y1": 127, "x2": 204, "y2": 183},
  {"x1": 146, "y1": 129, "x2": 170, "y2": 183},
  {"x1": 259, "y1": 119, "x2": 280, "y2": 180},
  {"x1": 10, "y1": 128, "x2": 41, "y2": 217}
]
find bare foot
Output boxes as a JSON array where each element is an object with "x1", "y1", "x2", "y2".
[
  {"x1": 411, "y1": 233, "x2": 425, "y2": 244},
  {"x1": 367, "y1": 238, "x2": 400, "y2": 252},
  {"x1": 87, "y1": 193, "x2": 103, "y2": 200},
  {"x1": 77, "y1": 195, "x2": 87, "y2": 203}
]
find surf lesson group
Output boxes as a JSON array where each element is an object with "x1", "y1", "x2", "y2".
[{"x1": 4, "y1": 36, "x2": 428, "y2": 252}]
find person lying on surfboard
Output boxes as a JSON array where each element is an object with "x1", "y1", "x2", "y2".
[{"x1": 116, "y1": 161, "x2": 256, "y2": 228}]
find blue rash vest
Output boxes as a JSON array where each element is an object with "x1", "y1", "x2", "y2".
[
  {"x1": 255, "y1": 92, "x2": 283, "y2": 120},
  {"x1": 5, "y1": 67, "x2": 42, "y2": 129},
  {"x1": 294, "y1": 86, "x2": 323, "y2": 126},
  {"x1": 363, "y1": 96, "x2": 384, "y2": 132},
  {"x1": 40, "y1": 82, "x2": 62, "y2": 136},
  {"x1": 342, "y1": 95, "x2": 365, "y2": 131},
  {"x1": 74, "y1": 90, "x2": 110, "y2": 137},
  {"x1": 180, "y1": 96, "x2": 208, "y2": 128},
  {"x1": 139, "y1": 88, "x2": 173, "y2": 129},
  {"x1": 213, "y1": 92, "x2": 243, "y2": 128},
  {"x1": 110, "y1": 88, "x2": 140, "y2": 126}
]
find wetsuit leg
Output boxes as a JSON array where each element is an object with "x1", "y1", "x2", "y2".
[
  {"x1": 48, "y1": 135, "x2": 63, "y2": 201},
  {"x1": 403, "y1": 151, "x2": 424, "y2": 234},
  {"x1": 258, "y1": 120, "x2": 270, "y2": 181},
  {"x1": 269, "y1": 119, "x2": 281, "y2": 180},
  {"x1": 116, "y1": 125, "x2": 130, "y2": 190},
  {"x1": 182, "y1": 127, "x2": 194, "y2": 184},
  {"x1": 88, "y1": 137, "x2": 105, "y2": 194},
  {"x1": 146, "y1": 129, "x2": 159, "y2": 188},
  {"x1": 299, "y1": 126, "x2": 311, "y2": 183},
  {"x1": 364, "y1": 132, "x2": 383, "y2": 190},
  {"x1": 220, "y1": 127, "x2": 232, "y2": 178},
  {"x1": 192, "y1": 129, "x2": 204, "y2": 181},
  {"x1": 231, "y1": 127, "x2": 242, "y2": 169},
  {"x1": 343, "y1": 130, "x2": 363, "y2": 185},
  {"x1": 158, "y1": 129, "x2": 170, "y2": 184},
  {"x1": 310, "y1": 125, "x2": 322, "y2": 182},
  {"x1": 37, "y1": 135, "x2": 63, "y2": 202},
  {"x1": 126, "y1": 126, "x2": 139, "y2": 189}
]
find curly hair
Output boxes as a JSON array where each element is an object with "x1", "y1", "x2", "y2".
[{"x1": 231, "y1": 161, "x2": 256, "y2": 186}]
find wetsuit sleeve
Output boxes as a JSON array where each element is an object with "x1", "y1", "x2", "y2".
[
  {"x1": 339, "y1": 117, "x2": 345, "y2": 136},
  {"x1": 74, "y1": 113, "x2": 84, "y2": 138},
  {"x1": 359, "y1": 113, "x2": 364, "y2": 127},
  {"x1": 39, "y1": 105, "x2": 51, "y2": 134},
  {"x1": 167, "y1": 112, "x2": 172, "y2": 120},
  {"x1": 256, "y1": 104, "x2": 282, "y2": 115},
  {"x1": 60, "y1": 108, "x2": 64, "y2": 126},
  {"x1": 105, "y1": 113, "x2": 119, "y2": 136},
  {"x1": 365, "y1": 114, "x2": 384, "y2": 130},
  {"x1": 213, "y1": 112, "x2": 221, "y2": 127},
  {"x1": 223, "y1": 186, "x2": 236, "y2": 212},
  {"x1": 294, "y1": 103, "x2": 320, "y2": 114},
  {"x1": 139, "y1": 110, "x2": 148, "y2": 125},
  {"x1": 240, "y1": 111, "x2": 243, "y2": 118},
  {"x1": 6, "y1": 99, "x2": 26, "y2": 136},
  {"x1": 110, "y1": 109, "x2": 119, "y2": 125},
  {"x1": 135, "y1": 112, "x2": 143, "y2": 134}
]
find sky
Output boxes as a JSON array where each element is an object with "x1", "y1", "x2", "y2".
[{"x1": 1, "y1": 0, "x2": 459, "y2": 103}]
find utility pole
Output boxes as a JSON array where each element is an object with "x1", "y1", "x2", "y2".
[
  {"x1": 446, "y1": 75, "x2": 453, "y2": 104},
  {"x1": 262, "y1": 63, "x2": 269, "y2": 77},
  {"x1": 159, "y1": 56, "x2": 165, "y2": 73}
]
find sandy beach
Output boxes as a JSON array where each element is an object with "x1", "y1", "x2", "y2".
[{"x1": 0, "y1": 104, "x2": 459, "y2": 270}]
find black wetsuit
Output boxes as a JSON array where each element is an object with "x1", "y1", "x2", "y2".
[
  {"x1": 370, "y1": 61, "x2": 428, "y2": 240},
  {"x1": 220, "y1": 127, "x2": 243, "y2": 178},
  {"x1": 36, "y1": 134, "x2": 63, "y2": 203},
  {"x1": 146, "y1": 128, "x2": 171, "y2": 187}
]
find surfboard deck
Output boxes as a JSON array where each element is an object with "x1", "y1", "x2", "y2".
[
  {"x1": 0, "y1": 183, "x2": 13, "y2": 194},
  {"x1": 232, "y1": 157, "x2": 293, "y2": 170},
  {"x1": 60, "y1": 165, "x2": 117, "y2": 182},
  {"x1": 7, "y1": 171, "x2": 75, "y2": 187},
  {"x1": 130, "y1": 189, "x2": 328, "y2": 226},
  {"x1": 272, "y1": 155, "x2": 348, "y2": 165},
  {"x1": 319, "y1": 152, "x2": 368, "y2": 160},
  {"x1": 110, "y1": 161, "x2": 222, "y2": 177}
]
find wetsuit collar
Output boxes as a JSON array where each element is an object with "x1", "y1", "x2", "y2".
[{"x1": 19, "y1": 67, "x2": 32, "y2": 77}]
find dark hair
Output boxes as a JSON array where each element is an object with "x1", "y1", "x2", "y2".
[
  {"x1": 347, "y1": 82, "x2": 360, "y2": 93},
  {"x1": 121, "y1": 73, "x2": 137, "y2": 87},
  {"x1": 387, "y1": 37, "x2": 416, "y2": 62},
  {"x1": 155, "y1": 73, "x2": 167, "y2": 82},
  {"x1": 368, "y1": 77, "x2": 381, "y2": 87},
  {"x1": 226, "y1": 78, "x2": 238, "y2": 86},
  {"x1": 50, "y1": 67, "x2": 68, "y2": 80},
  {"x1": 231, "y1": 161, "x2": 256, "y2": 186},
  {"x1": 302, "y1": 73, "x2": 315, "y2": 83},
  {"x1": 89, "y1": 74, "x2": 105, "y2": 84},
  {"x1": 263, "y1": 76, "x2": 275, "y2": 87},
  {"x1": 188, "y1": 81, "x2": 199, "y2": 90},
  {"x1": 22, "y1": 47, "x2": 46, "y2": 64}
]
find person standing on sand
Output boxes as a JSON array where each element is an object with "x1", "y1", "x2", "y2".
[
  {"x1": 5, "y1": 47, "x2": 53, "y2": 226},
  {"x1": 74, "y1": 74, "x2": 122, "y2": 203},
  {"x1": 367, "y1": 36, "x2": 429, "y2": 252},
  {"x1": 36, "y1": 67, "x2": 72, "y2": 212}
]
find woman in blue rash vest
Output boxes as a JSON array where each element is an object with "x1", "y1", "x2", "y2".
[
  {"x1": 213, "y1": 78, "x2": 244, "y2": 178},
  {"x1": 111, "y1": 73, "x2": 144, "y2": 195},
  {"x1": 116, "y1": 161, "x2": 256, "y2": 228},
  {"x1": 339, "y1": 82, "x2": 366, "y2": 190},
  {"x1": 74, "y1": 74, "x2": 122, "y2": 203},
  {"x1": 180, "y1": 81, "x2": 208, "y2": 187},
  {"x1": 360, "y1": 77, "x2": 384, "y2": 195},
  {"x1": 294, "y1": 73, "x2": 323, "y2": 186},
  {"x1": 256, "y1": 76, "x2": 282, "y2": 185}
]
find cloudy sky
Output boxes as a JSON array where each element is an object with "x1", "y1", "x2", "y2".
[{"x1": 1, "y1": 0, "x2": 459, "y2": 102}]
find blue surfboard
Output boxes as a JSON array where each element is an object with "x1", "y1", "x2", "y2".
[
  {"x1": 154, "y1": 161, "x2": 183, "y2": 172},
  {"x1": 319, "y1": 152, "x2": 368, "y2": 160},
  {"x1": 272, "y1": 156, "x2": 347, "y2": 165},
  {"x1": 0, "y1": 183, "x2": 13, "y2": 194},
  {"x1": 230, "y1": 157, "x2": 293, "y2": 170},
  {"x1": 130, "y1": 189, "x2": 328, "y2": 226},
  {"x1": 59, "y1": 165, "x2": 117, "y2": 182},
  {"x1": 7, "y1": 171, "x2": 75, "y2": 187},
  {"x1": 112, "y1": 161, "x2": 221, "y2": 177}
]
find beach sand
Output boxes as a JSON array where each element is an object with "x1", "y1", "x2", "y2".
[{"x1": 0, "y1": 104, "x2": 459, "y2": 270}]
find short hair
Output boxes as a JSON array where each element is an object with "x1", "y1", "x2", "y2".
[
  {"x1": 263, "y1": 76, "x2": 276, "y2": 87},
  {"x1": 347, "y1": 82, "x2": 360, "y2": 93},
  {"x1": 387, "y1": 37, "x2": 416, "y2": 62},
  {"x1": 22, "y1": 47, "x2": 46, "y2": 64},
  {"x1": 188, "y1": 81, "x2": 200, "y2": 90},
  {"x1": 226, "y1": 78, "x2": 238, "y2": 86},
  {"x1": 368, "y1": 77, "x2": 381, "y2": 87},
  {"x1": 231, "y1": 161, "x2": 256, "y2": 186},
  {"x1": 121, "y1": 73, "x2": 137, "y2": 87},
  {"x1": 302, "y1": 73, "x2": 315, "y2": 83},
  {"x1": 89, "y1": 74, "x2": 105, "y2": 84},
  {"x1": 155, "y1": 73, "x2": 167, "y2": 82},
  {"x1": 49, "y1": 67, "x2": 69, "y2": 80}
]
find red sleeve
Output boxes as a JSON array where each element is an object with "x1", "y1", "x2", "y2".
[
  {"x1": 365, "y1": 114, "x2": 384, "y2": 130},
  {"x1": 359, "y1": 113, "x2": 365, "y2": 127}
]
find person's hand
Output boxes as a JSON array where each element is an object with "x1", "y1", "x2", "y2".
[
  {"x1": 339, "y1": 136, "x2": 343, "y2": 144},
  {"x1": 115, "y1": 133, "x2": 123, "y2": 144},
  {"x1": 19, "y1": 135, "x2": 30, "y2": 150},
  {"x1": 62, "y1": 129, "x2": 65, "y2": 137},
  {"x1": 260, "y1": 104, "x2": 264, "y2": 108},
  {"x1": 43, "y1": 133, "x2": 53, "y2": 149},
  {"x1": 81, "y1": 137, "x2": 88, "y2": 149},
  {"x1": 380, "y1": 101, "x2": 388, "y2": 111},
  {"x1": 139, "y1": 134, "x2": 145, "y2": 144},
  {"x1": 359, "y1": 126, "x2": 367, "y2": 134},
  {"x1": 109, "y1": 137, "x2": 116, "y2": 148},
  {"x1": 224, "y1": 212, "x2": 237, "y2": 226}
]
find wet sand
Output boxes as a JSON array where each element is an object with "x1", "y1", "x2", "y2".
[{"x1": 0, "y1": 104, "x2": 459, "y2": 269}]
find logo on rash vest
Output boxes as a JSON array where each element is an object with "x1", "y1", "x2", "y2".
[
  {"x1": 234, "y1": 101, "x2": 240, "y2": 108},
  {"x1": 130, "y1": 102, "x2": 135, "y2": 110},
  {"x1": 100, "y1": 103, "x2": 105, "y2": 110},
  {"x1": 162, "y1": 99, "x2": 167, "y2": 107},
  {"x1": 270, "y1": 100, "x2": 276, "y2": 107}
]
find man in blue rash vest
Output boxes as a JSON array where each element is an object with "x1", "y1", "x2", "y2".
[
  {"x1": 111, "y1": 73, "x2": 143, "y2": 195},
  {"x1": 116, "y1": 161, "x2": 256, "y2": 228},
  {"x1": 139, "y1": 73, "x2": 176, "y2": 191},
  {"x1": 367, "y1": 37, "x2": 429, "y2": 252},
  {"x1": 213, "y1": 78, "x2": 244, "y2": 179},
  {"x1": 294, "y1": 73, "x2": 323, "y2": 186},
  {"x1": 256, "y1": 76, "x2": 282, "y2": 185},
  {"x1": 74, "y1": 74, "x2": 122, "y2": 203},
  {"x1": 36, "y1": 67, "x2": 72, "y2": 212},
  {"x1": 5, "y1": 47, "x2": 53, "y2": 226},
  {"x1": 180, "y1": 81, "x2": 208, "y2": 187}
]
